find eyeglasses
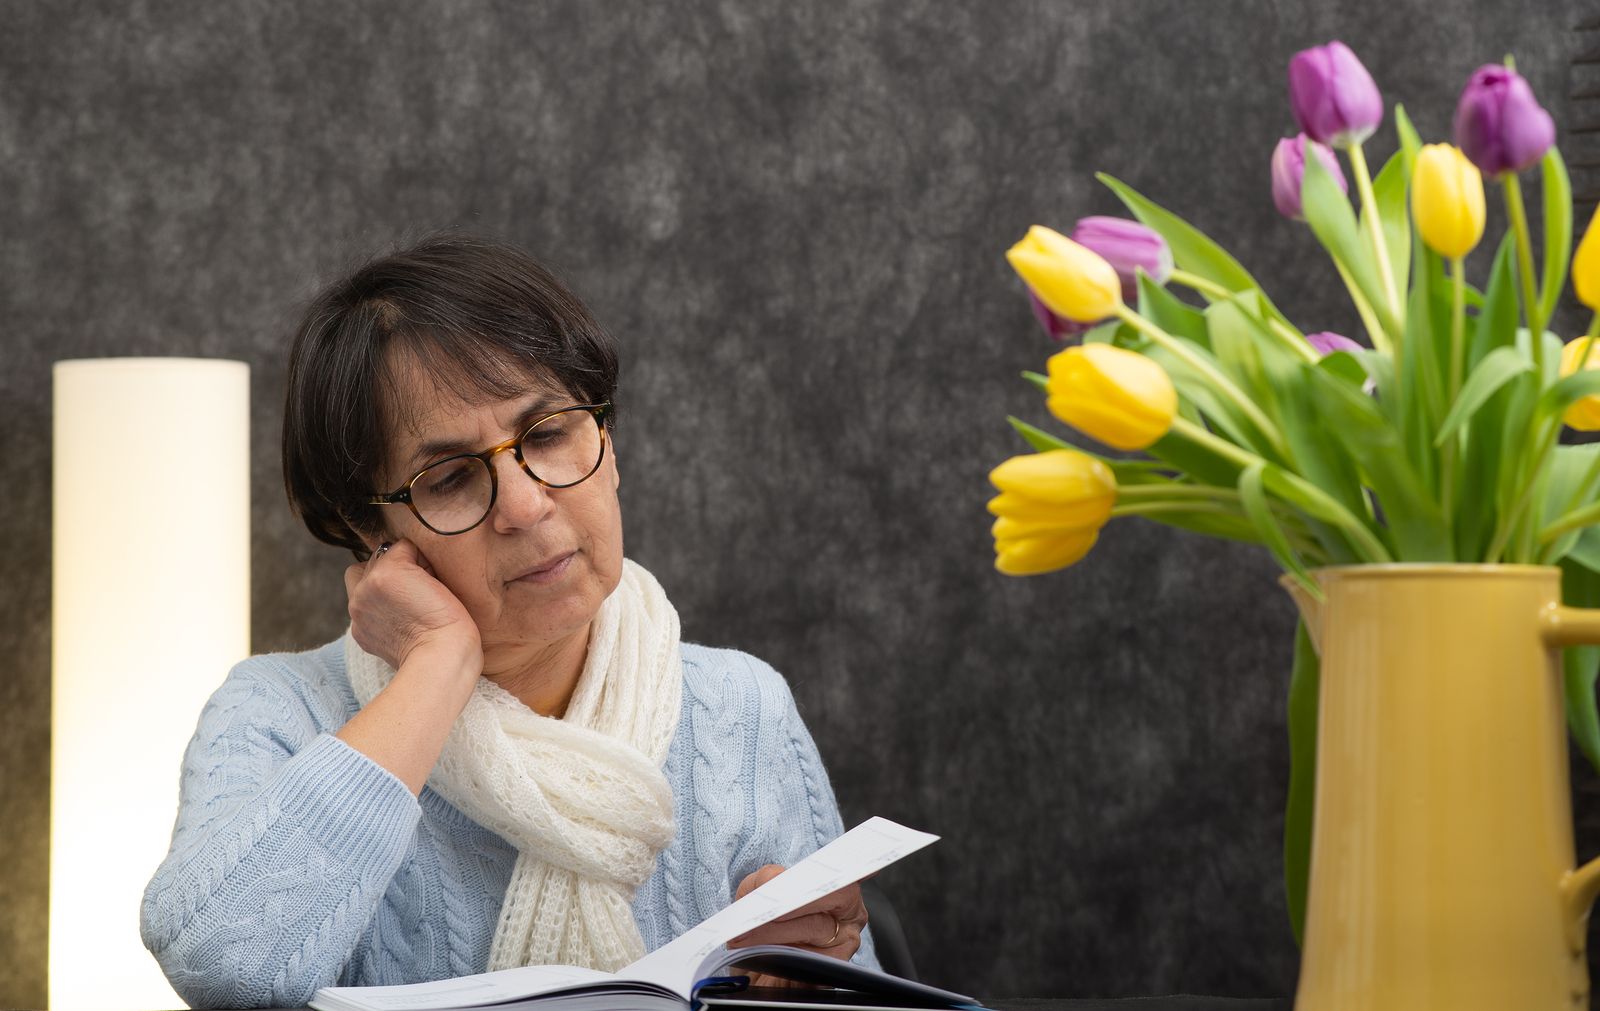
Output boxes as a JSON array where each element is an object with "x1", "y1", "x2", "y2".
[{"x1": 367, "y1": 403, "x2": 611, "y2": 535}]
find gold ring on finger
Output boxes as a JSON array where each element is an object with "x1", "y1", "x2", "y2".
[{"x1": 822, "y1": 913, "x2": 842, "y2": 948}]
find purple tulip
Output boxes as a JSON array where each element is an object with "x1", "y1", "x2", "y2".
[
  {"x1": 1068, "y1": 216, "x2": 1174, "y2": 303},
  {"x1": 1288, "y1": 41, "x2": 1384, "y2": 147},
  {"x1": 1271, "y1": 134, "x2": 1348, "y2": 220},
  {"x1": 1306, "y1": 331, "x2": 1362, "y2": 356},
  {"x1": 1307, "y1": 331, "x2": 1376, "y2": 393},
  {"x1": 1027, "y1": 287, "x2": 1096, "y2": 342},
  {"x1": 1453, "y1": 65, "x2": 1556, "y2": 177}
]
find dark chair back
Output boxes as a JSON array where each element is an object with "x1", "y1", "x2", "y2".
[{"x1": 860, "y1": 880, "x2": 918, "y2": 982}]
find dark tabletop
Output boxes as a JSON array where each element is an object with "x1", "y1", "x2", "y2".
[
  {"x1": 146, "y1": 1001, "x2": 1292, "y2": 1011},
  {"x1": 1, "y1": 1001, "x2": 1293, "y2": 1011},
  {"x1": 3, "y1": 1000, "x2": 1292, "y2": 1011},
  {"x1": 982, "y1": 1000, "x2": 1289, "y2": 1011}
]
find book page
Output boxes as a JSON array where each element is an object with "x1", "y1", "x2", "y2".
[
  {"x1": 622, "y1": 817, "x2": 939, "y2": 998},
  {"x1": 311, "y1": 964, "x2": 617, "y2": 1011}
]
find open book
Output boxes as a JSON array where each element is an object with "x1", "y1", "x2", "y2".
[{"x1": 310, "y1": 818, "x2": 979, "y2": 1011}]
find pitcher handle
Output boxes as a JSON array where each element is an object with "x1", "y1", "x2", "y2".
[
  {"x1": 1542, "y1": 605, "x2": 1600, "y2": 949},
  {"x1": 1541, "y1": 604, "x2": 1600, "y2": 647}
]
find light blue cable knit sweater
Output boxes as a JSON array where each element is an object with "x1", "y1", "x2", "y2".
[{"x1": 140, "y1": 637, "x2": 876, "y2": 1008}]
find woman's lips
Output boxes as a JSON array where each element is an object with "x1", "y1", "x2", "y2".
[{"x1": 511, "y1": 552, "x2": 575, "y2": 585}]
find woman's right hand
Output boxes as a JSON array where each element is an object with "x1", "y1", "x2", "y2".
[
  {"x1": 338, "y1": 539, "x2": 483, "y2": 795},
  {"x1": 343, "y1": 539, "x2": 481, "y2": 671}
]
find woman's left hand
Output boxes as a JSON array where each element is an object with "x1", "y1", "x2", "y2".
[{"x1": 724, "y1": 865, "x2": 868, "y2": 987}]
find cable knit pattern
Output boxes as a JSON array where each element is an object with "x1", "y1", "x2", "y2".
[{"x1": 141, "y1": 636, "x2": 877, "y2": 1008}]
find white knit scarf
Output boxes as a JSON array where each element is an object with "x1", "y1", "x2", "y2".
[{"x1": 345, "y1": 558, "x2": 683, "y2": 972}]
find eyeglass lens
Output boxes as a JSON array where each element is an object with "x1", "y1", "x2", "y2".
[{"x1": 409, "y1": 409, "x2": 604, "y2": 534}]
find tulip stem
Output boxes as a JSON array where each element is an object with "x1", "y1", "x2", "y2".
[
  {"x1": 1110, "y1": 501, "x2": 1323, "y2": 556},
  {"x1": 1166, "y1": 415, "x2": 1392, "y2": 563},
  {"x1": 1540, "y1": 500, "x2": 1600, "y2": 547},
  {"x1": 1116, "y1": 483, "x2": 1237, "y2": 500},
  {"x1": 1168, "y1": 269, "x2": 1230, "y2": 301},
  {"x1": 1169, "y1": 270, "x2": 1320, "y2": 364},
  {"x1": 1486, "y1": 417, "x2": 1561, "y2": 562},
  {"x1": 1111, "y1": 501, "x2": 1235, "y2": 517},
  {"x1": 1503, "y1": 173, "x2": 1546, "y2": 375},
  {"x1": 1117, "y1": 483, "x2": 1314, "y2": 534},
  {"x1": 1115, "y1": 305, "x2": 1293, "y2": 460},
  {"x1": 1331, "y1": 257, "x2": 1394, "y2": 358},
  {"x1": 1345, "y1": 142, "x2": 1403, "y2": 325},
  {"x1": 1441, "y1": 256, "x2": 1467, "y2": 521},
  {"x1": 1449, "y1": 256, "x2": 1468, "y2": 403}
]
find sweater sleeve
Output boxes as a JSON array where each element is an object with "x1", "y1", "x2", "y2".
[
  {"x1": 745, "y1": 657, "x2": 882, "y2": 972},
  {"x1": 139, "y1": 658, "x2": 421, "y2": 1008}
]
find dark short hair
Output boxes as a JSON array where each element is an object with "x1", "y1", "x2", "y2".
[{"x1": 282, "y1": 233, "x2": 619, "y2": 559}]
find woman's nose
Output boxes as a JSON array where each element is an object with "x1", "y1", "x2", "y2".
[{"x1": 489, "y1": 450, "x2": 556, "y2": 531}]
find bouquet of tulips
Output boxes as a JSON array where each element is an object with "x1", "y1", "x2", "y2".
[{"x1": 991, "y1": 40, "x2": 1600, "y2": 939}]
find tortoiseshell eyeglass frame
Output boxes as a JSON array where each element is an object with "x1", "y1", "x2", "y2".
[{"x1": 365, "y1": 402, "x2": 612, "y2": 536}]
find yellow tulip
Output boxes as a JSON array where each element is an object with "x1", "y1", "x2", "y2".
[
  {"x1": 1005, "y1": 225, "x2": 1123, "y2": 323},
  {"x1": 1045, "y1": 343, "x2": 1177, "y2": 450},
  {"x1": 1410, "y1": 144, "x2": 1484, "y2": 259},
  {"x1": 1574, "y1": 205, "x2": 1600, "y2": 311},
  {"x1": 993, "y1": 531, "x2": 1101, "y2": 576},
  {"x1": 987, "y1": 449, "x2": 1117, "y2": 576},
  {"x1": 1560, "y1": 337, "x2": 1600, "y2": 430}
]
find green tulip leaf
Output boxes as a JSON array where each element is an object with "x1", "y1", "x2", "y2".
[
  {"x1": 1368, "y1": 147, "x2": 1412, "y2": 305},
  {"x1": 1535, "y1": 368, "x2": 1600, "y2": 421},
  {"x1": 1394, "y1": 104, "x2": 1423, "y2": 170},
  {"x1": 1539, "y1": 148, "x2": 1573, "y2": 327},
  {"x1": 1351, "y1": 349, "x2": 1398, "y2": 409},
  {"x1": 1136, "y1": 272, "x2": 1210, "y2": 349},
  {"x1": 1278, "y1": 367, "x2": 1370, "y2": 526},
  {"x1": 1303, "y1": 362, "x2": 1448, "y2": 559},
  {"x1": 1022, "y1": 370, "x2": 1049, "y2": 394},
  {"x1": 1317, "y1": 349, "x2": 1369, "y2": 389},
  {"x1": 1006, "y1": 415, "x2": 1077, "y2": 454},
  {"x1": 1471, "y1": 234, "x2": 1519, "y2": 368},
  {"x1": 1070, "y1": 320, "x2": 1118, "y2": 346},
  {"x1": 1400, "y1": 242, "x2": 1447, "y2": 487},
  {"x1": 1284, "y1": 618, "x2": 1319, "y2": 945},
  {"x1": 1205, "y1": 295, "x2": 1282, "y2": 419},
  {"x1": 1097, "y1": 173, "x2": 1259, "y2": 293},
  {"x1": 1569, "y1": 523, "x2": 1600, "y2": 572},
  {"x1": 1128, "y1": 507, "x2": 1270, "y2": 544},
  {"x1": 1139, "y1": 341, "x2": 1277, "y2": 458},
  {"x1": 1099, "y1": 173, "x2": 1304, "y2": 340},
  {"x1": 1494, "y1": 366, "x2": 1542, "y2": 519},
  {"x1": 1561, "y1": 555, "x2": 1600, "y2": 774},
  {"x1": 1147, "y1": 427, "x2": 1246, "y2": 488},
  {"x1": 1539, "y1": 444, "x2": 1600, "y2": 562},
  {"x1": 1005, "y1": 416, "x2": 1172, "y2": 485},
  {"x1": 1542, "y1": 443, "x2": 1600, "y2": 525},
  {"x1": 1300, "y1": 150, "x2": 1402, "y2": 341},
  {"x1": 1435, "y1": 345, "x2": 1531, "y2": 445},
  {"x1": 1085, "y1": 320, "x2": 1138, "y2": 347},
  {"x1": 1239, "y1": 461, "x2": 1315, "y2": 589}
]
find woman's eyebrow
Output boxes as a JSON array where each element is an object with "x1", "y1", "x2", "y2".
[{"x1": 404, "y1": 394, "x2": 560, "y2": 470}]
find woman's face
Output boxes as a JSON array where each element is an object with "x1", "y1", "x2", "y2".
[{"x1": 371, "y1": 350, "x2": 624, "y2": 676}]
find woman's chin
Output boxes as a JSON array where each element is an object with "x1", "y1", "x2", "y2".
[{"x1": 486, "y1": 590, "x2": 599, "y2": 650}]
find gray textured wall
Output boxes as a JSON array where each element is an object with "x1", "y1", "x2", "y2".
[{"x1": 3, "y1": 1, "x2": 1597, "y2": 1006}]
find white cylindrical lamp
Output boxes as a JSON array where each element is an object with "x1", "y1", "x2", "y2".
[{"x1": 51, "y1": 358, "x2": 251, "y2": 1011}]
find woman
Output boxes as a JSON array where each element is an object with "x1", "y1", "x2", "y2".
[{"x1": 140, "y1": 234, "x2": 874, "y2": 1008}]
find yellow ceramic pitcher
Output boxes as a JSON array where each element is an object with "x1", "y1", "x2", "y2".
[{"x1": 1283, "y1": 565, "x2": 1600, "y2": 1010}]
